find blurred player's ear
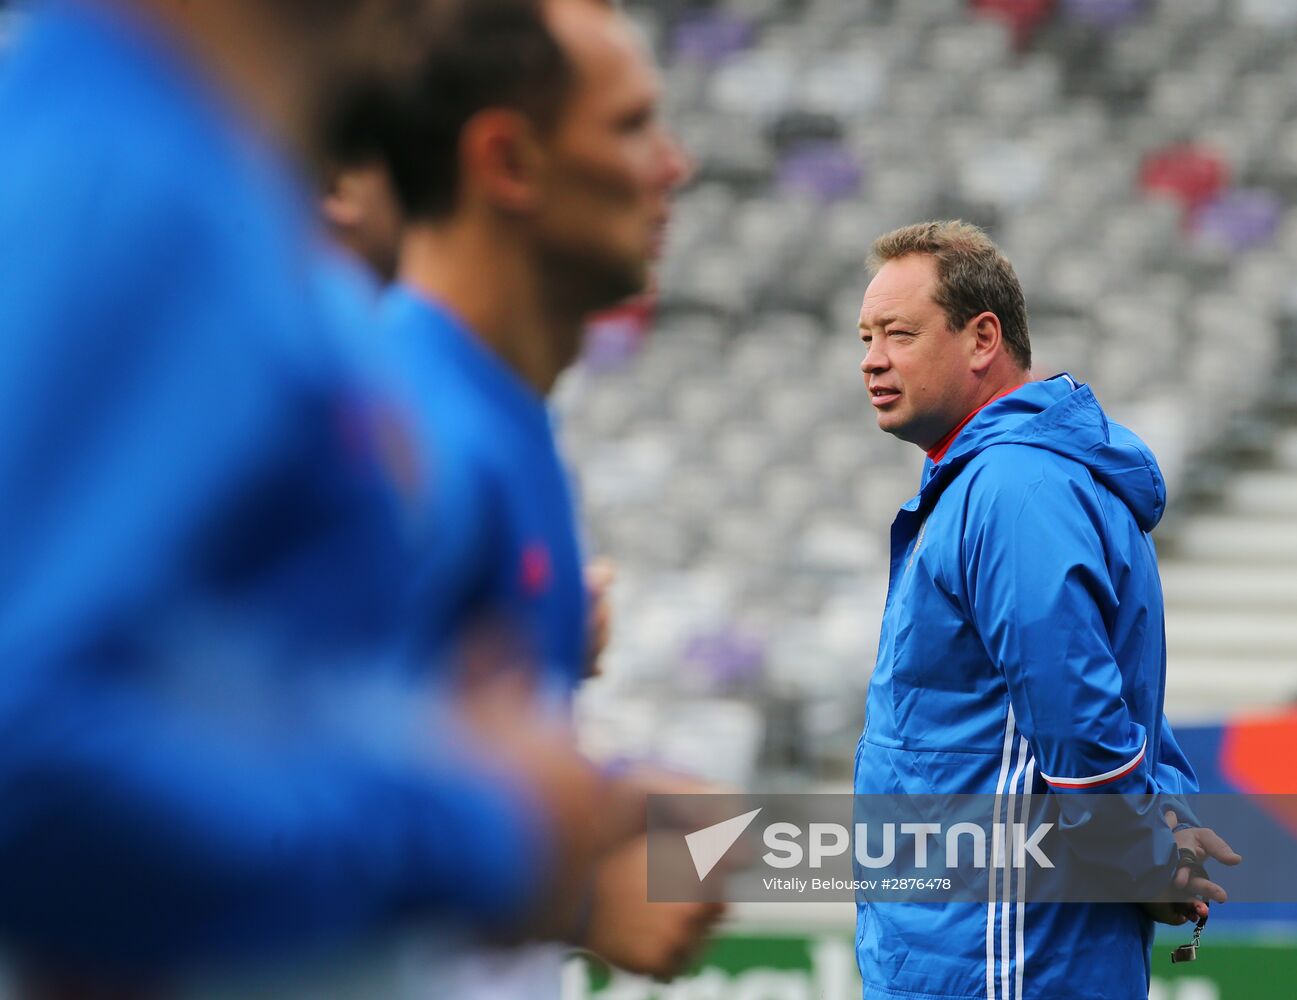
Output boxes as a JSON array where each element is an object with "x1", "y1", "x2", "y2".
[
  {"x1": 321, "y1": 161, "x2": 404, "y2": 280},
  {"x1": 460, "y1": 108, "x2": 547, "y2": 216},
  {"x1": 322, "y1": 170, "x2": 362, "y2": 228}
]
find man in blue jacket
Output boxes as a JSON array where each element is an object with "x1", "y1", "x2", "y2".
[{"x1": 852, "y1": 221, "x2": 1238, "y2": 999}]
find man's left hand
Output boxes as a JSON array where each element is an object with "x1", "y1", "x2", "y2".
[
  {"x1": 1144, "y1": 809, "x2": 1243, "y2": 924},
  {"x1": 1167, "y1": 809, "x2": 1242, "y2": 903}
]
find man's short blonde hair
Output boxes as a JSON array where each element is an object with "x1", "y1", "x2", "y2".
[{"x1": 868, "y1": 220, "x2": 1031, "y2": 370}]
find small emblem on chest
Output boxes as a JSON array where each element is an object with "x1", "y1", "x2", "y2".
[{"x1": 520, "y1": 542, "x2": 552, "y2": 596}]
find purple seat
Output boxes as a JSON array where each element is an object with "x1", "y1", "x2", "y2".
[
  {"x1": 777, "y1": 142, "x2": 864, "y2": 202},
  {"x1": 1191, "y1": 188, "x2": 1283, "y2": 253},
  {"x1": 672, "y1": 11, "x2": 756, "y2": 65},
  {"x1": 685, "y1": 629, "x2": 766, "y2": 690},
  {"x1": 1060, "y1": 0, "x2": 1146, "y2": 28}
]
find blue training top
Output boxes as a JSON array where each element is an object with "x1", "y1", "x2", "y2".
[
  {"x1": 0, "y1": 0, "x2": 549, "y2": 974},
  {"x1": 374, "y1": 285, "x2": 588, "y2": 704}
]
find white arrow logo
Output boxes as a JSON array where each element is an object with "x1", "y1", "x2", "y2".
[{"x1": 685, "y1": 808, "x2": 762, "y2": 881}]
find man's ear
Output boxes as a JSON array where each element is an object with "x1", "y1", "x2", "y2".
[
  {"x1": 459, "y1": 108, "x2": 546, "y2": 215},
  {"x1": 968, "y1": 311, "x2": 1003, "y2": 373}
]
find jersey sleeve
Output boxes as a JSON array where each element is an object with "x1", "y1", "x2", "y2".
[{"x1": 961, "y1": 448, "x2": 1179, "y2": 893}]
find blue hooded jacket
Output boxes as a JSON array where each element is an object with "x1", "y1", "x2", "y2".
[{"x1": 854, "y1": 375, "x2": 1199, "y2": 1000}]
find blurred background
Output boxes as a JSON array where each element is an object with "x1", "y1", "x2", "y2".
[
  {"x1": 2, "y1": 0, "x2": 1294, "y2": 996},
  {"x1": 558, "y1": 0, "x2": 1297, "y2": 995}
]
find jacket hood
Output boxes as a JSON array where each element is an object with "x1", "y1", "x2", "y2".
[{"x1": 930, "y1": 374, "x2": 1166, "y2": 532}]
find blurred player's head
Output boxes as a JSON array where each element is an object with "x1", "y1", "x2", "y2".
[
  {"x1": 147, "y1": 0, "x2": 428, "y2": 161},
  {"x1": 383, "y1": 0, "x2": 690, "y2": 309},
  {"x1": 858, "y1": 221, "x2": 1031, "y2": 450}
]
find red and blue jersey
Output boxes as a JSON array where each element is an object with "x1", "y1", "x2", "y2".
[{"x1": 855, "y1": 375, "x2": 1198, "y2": 999}]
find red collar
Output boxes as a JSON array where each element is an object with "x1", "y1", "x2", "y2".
[{"x1": 926, "y1": 384, "x2": 1026, "y2": 464}]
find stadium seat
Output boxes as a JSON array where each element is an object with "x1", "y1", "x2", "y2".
[{"x1": 562, "y1": 0, "x2": 1297, "y2": 766}]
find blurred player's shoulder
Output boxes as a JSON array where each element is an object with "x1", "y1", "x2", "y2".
[
  {"x1": 373, "y1": 284, "x2": 545, "y2": 457},
  {"x1": 303, "y1": 242, "x2": 388, "y2": 384},
  {"x1": 0, "y1": 0, "x2": 351, "y2": 413},
  {"x1": 0, "y1": 3, "x2": 312, "y2": 285},
  {"x1": 367, "y1": 285, "x2": 501, "y2": 511},
  {"x1": 370, "y1": 283, "x2": 587, "y2": 687},
  {"x1": 1, "y1": 3, "x2": 248, "y2": 211},
  {"x1": 369, "y1": 283, "x2": 573, "y2": 530},
  {"x1": 0, "y1": 1, "x2": 413, "y2": 659}
]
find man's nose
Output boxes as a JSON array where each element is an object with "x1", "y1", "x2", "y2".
[{"x1": 861, "y1": 341, "x2": 888, "y2": 375}]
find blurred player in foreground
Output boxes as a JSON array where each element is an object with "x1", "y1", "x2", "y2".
[
  {"x1": 359, "y1": 0, "x2": 723, "y2": 991},
  {"x1": 0, "y1": 0, "x2": 646, "y2": 993},
  {"x1": 851, "y1": 222, "x2": 1240, "y2": 999}
]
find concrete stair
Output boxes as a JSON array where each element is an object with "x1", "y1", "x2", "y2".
[{"x1": 1159, "y1": 430, "x2": 1297, "y2": 720}]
